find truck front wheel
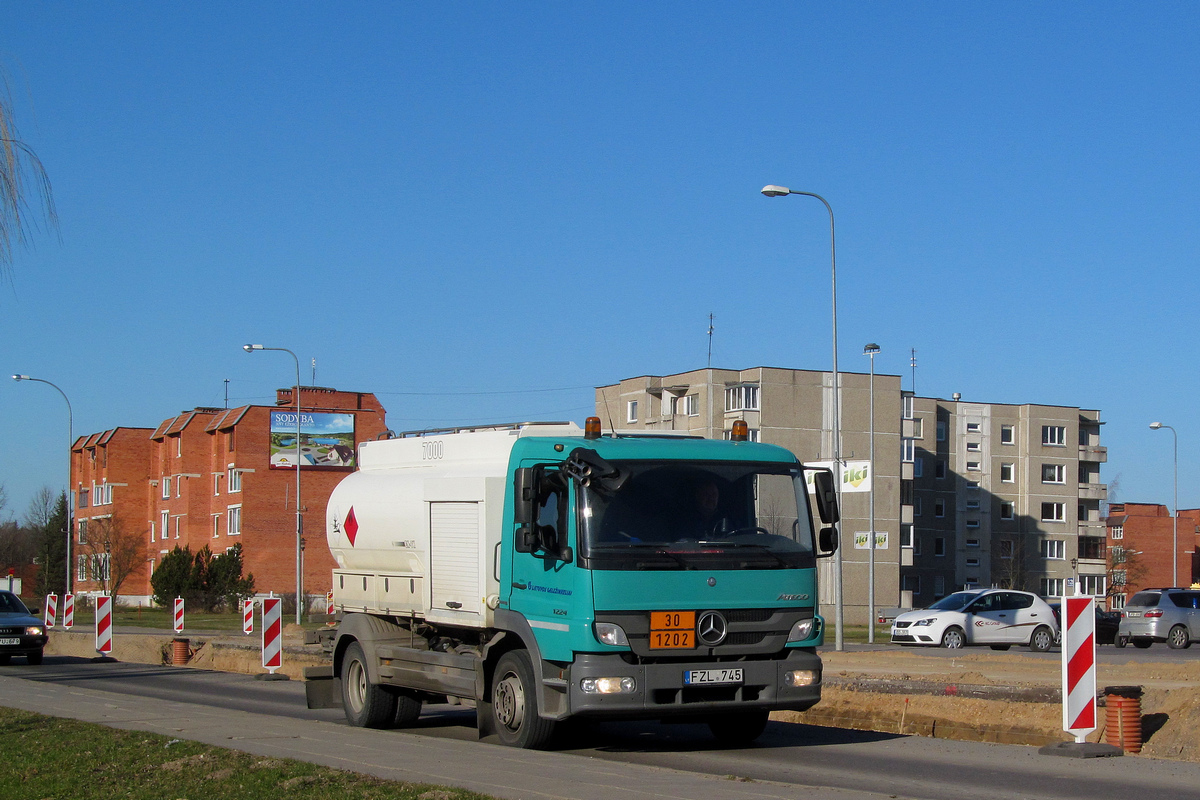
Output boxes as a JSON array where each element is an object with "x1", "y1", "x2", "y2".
[
  {"x1": 491, "y1": 650, "x2": 556, "y2": 749},
  {"x1": 708, "y1": 710, "x2": 770, "y2": 745},
  {"x1": 342, "y1": 641, "x2": 397, "y2": 728}
]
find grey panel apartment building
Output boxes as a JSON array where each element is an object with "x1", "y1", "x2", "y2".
[{"x1": 597, "y1": 367, "x2": 1106, "y2": 621}]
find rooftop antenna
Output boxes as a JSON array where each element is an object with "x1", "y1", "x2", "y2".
[
  {"x1": 910, "y1": 348, "x2": 918, "y2": 395},
  {"x1": 707, "y1": 313, "x2": 715, "y2": 367},
  {"x1": 311, "y1": 358, "x2": 316, "y2": 385},
  {"x1": 224, "y1": 378, "x2": 230, "y2": 409}
]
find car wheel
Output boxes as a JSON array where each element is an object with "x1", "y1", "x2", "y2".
[
  {"x1": 989, "y1": 645, "x2": 1011, "y2": 651},
  {"x1": 1133, "y1": 638, "x2": 1153, "y2": 649},
  {"x1": 1166, "y1": 625, "x2": 1191, "y2": 650},
  {"x1": 26, "y1": 649, "x2": 43, "y2": 666},
  {"x1": 491, "y1": 650, "x2": 556, "y2": 749},
  {"x1": 940, "y1": 627, "x2": 966, "y2": 649},
  {"x1": 1115, "y1": 634, "x2": 1128, "y2": 649},
  {"x1": 341, "y1": 641, "x2": 397, "y2": 728},
  {"x1": 1029, "y1": 626, "x2": 1054, "y2": 653},
  {"x1": 709, "y1": 710, "x2": 770, "y2": 745}
]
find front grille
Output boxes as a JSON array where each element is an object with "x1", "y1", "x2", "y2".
[
  {"x1": 724, "y1": 632, "x2": 766, "y2": 646},
  {"x1": 893, "y1": 621, "x2": 911, "y2": 629},
  {"x1": 723, "y1": 609, "x2": 774, "y2": 623},
  {"x1": 0, "y1": 627, "x2": 22, "y2": 635}
]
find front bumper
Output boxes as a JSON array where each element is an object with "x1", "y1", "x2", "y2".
[
  {"x1": 565, "y1": 649, "x2": 822, "y2": 719},
  {"x1": 0, "y1": 632, "x2": 48, "y2": 656}
]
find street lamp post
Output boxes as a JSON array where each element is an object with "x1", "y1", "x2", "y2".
[
  {"x1": 863, "y1": 343, "x2": 880, "y2": 643},
  {"x1": 244, "y1": 345, "x2": 305, "y2": 624},
  {"x1": 1149, "y1": 422, "x2": 1178, "y2": 587},
  {"x1": 761, "y1": 184, "x2": 844, "y2": 650},
  {"x1": 12, "y1": 374, "x2": 73, "y2": 595}
]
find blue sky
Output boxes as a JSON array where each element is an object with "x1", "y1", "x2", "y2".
[{"x1": 2, "y1": 4, "x2": 1197, "y2": 517}]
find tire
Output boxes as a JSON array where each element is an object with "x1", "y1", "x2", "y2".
[
  {"x1": 1166, "y1": 625, "x2": 1191, "y2": 650},
  {"x1": 1115, "y1": 634, "x2": 1128, "y2": 649},
  {"x1": 393, "y1": 691, "x2": 423, "y2": 727},
  {"x1": 989, "y1": 645, "x2": 1010, "y2": 651},
  {"x1": 708, "y1": 710, "x2": 770, "y2": 745},
  {"x1": 1029, "y1": 626, "x2": 1054, "y2": 653},
  {"x1": 491, "y1": 650, "x2": 556, "y2": 749},
  {"x1": 341, "y1": 642, "x2": 397, "y2": 728},
  {"x1": 940, "y1": 627, "x2": 966, "y2": 649},
  {"x1": 1133, "y1": 638, "x2": 1153, "y2": 649},
  {"x1": 25, "y1": 649, "x2": 43, "y2": 666}
]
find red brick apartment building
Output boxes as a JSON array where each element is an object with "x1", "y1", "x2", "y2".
[
  {"x1": 1106, "y1": 502, "x2": 1200, "y2": 607},
  {"x1": 71, "y1": 387, "x2": 388, "y2": 605}
]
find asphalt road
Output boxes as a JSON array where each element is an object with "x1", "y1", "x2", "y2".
[{"x1": 4, "y1": 655, "x2": 1200, "y2": 800}]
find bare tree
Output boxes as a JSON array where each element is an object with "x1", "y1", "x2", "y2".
[
  {"x1": 1, "y1": 69, "x2": 58, "y2": 281},
  {"x1": 23, "y1": 486, "x2": 56, "y2": 530},
  {"x1": 78, "y1": 515, "x2": 146, "y2": 599}
]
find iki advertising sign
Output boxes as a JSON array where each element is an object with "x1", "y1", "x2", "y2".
[
  {"x1": 854, "y1": 531, "x2": 889, "y2": 550},
  {"x1": 804, "y1": 460, "x2": 872, "y2": 493},
  {"x1": 269, "y1": 411, "x2": 356, "y2": 469}
]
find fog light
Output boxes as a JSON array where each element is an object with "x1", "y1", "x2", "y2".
[
  {"x1": 25, "y1": 626, "x2": 44, "y2": 636},
  {"x1": 784, "y1": 669, "x2": 819, "y2": 687},
  {"x1": 593, "y1": 622, "x2": 629, "y2": 647},
  {"x1": 786, "y1": 619, "x2": 814, "y2": 642},
  {"x1": 581, "y1": 677, "x2": 636, "y2": 694}
]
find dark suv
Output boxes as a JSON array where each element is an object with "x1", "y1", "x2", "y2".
[{"x1": 1116, "y1": 588, "x2": 1200, "y2": 649}]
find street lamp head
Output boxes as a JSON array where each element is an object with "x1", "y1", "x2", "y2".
[
  {"x1": 1150, "y1": 422, "x2": 1163, "y2": 430},
  {"x1": 243, "y1": 344, "x2": 264, "y2": 352},
  {"x1": 761, "y1": 184, "x2": 791, "y2": 197},
  {"x1": 863, "y1": 343, "x2": 880, "y2": 355},
  {"x1": 12, "y1": 374, "x2": 30, "y2": 381}
]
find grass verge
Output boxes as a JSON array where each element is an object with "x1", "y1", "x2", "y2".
[{"x1": 0, "y1": 706, "x2": 495, "y2": 800}]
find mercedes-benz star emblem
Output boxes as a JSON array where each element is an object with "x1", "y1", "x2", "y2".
[{"x1": 696, "y1": 611, "x2": 728, "y2": 646}]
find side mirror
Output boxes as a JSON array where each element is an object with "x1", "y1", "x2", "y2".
[
  {"x1": 513, "y1": 468, "x2": 537, "y2": 551},
  {"x1": 811, "y1": 469, "x2": 840, "y2": 524},
  {"x1": 818, "y1": 526, "x2": 839, "y2": 556}
]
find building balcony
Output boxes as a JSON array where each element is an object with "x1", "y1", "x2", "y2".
[
  {"x1": 1078, "y1": 483, "x2": 1108, "y2": 501},
  {"x1": 901, "y1": 461, "x2": 914, "y2": 481},
  {"x1": 902, "y1": 418, "x2": 917, "y2": 438},
  {"x1": 901, "y1": 504, "x2": 914, "y2": 525},
  {"x1": 1079, "y1": 445, "x2": 1107, "y2": 463},
  {"x1": 1078, "y1": 520, "x2": 1106, "y2": 537}
]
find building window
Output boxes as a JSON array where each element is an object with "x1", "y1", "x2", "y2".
[
  {"x1": 999, "y1": 540, "x2": 1014, "y2": 559},
  {"x1": 1041, "y1": 578, "x2": 1065, "y2": 597},
  {"x1": 673, "y1": 394, "x2": 698, "y2": 416},
  {"x1": 1112, "y1": 569, "x2": 1127, "y2": 586},
  {"x1": 722, "y1": 427, "x2": 760, "y2": 442},
  {"x1": 1000, "y1": 502, "x2": 1014, "y2": 520},
  {"x1": 1111, "y1": 545, "x2": 1126, "y2": 564},
  {"x1": 935, "y1": 460, "x2": 946, "y2": 479},
  {"x1": 213, "y1": 514, "x2": 221, "y2": 538},
  {"x1": 902, "y1": 394, "x2": 914, "y2": 419},
  {"x1": 966, "y1": 422, "x2": 980, "y2": 433},
  {"x1": 903, "y1": 575, "x2": 921, "y2": 594},
  {"x1": 913, "y1": 458, "x2": 923, "y2": 478},
  {"x1": 901, "y1": 439, "x2": 915, "y2": 463},
  {"x1": 965, "y1": 498, "x2": 980, "y2": 510},
  {"x1": 78, "y1": 489, "x2": 89, "y2": 508},
  {"x1": 724, "y1": 385, "x2": 759, "y2": 412},
  {"x1": 175, "y1": 435, "x2": 182, "y2": 458},
  {"x1": 966, "y1": 441, "x2": 981, "y2": 452},
  {"x1": 934, "y1": 499, "x2": 946, "y2": 518},
  {"x1": 228, "y1": 468, "x2": 242, "y2": 493},
  {"x1": 227, "y1": 505, "x2": 242, "y2": 536},
  {"x1": 149, "y1": 519, "x2": 155, "y2": 542},
  {"x1": 77, "y1": 519, "x2": 88, "y2": 544},
  {"x1": 1000, "y1": 425, "x2": 1014, "y2": 445},
  {"x1": 966, "y1": 538, "x2": 980, "y2": 548},
  {"x1": 936, "y1": 420, "x2": 946, "y2": 441},
  {"x1": 1041, "y1": 502, "x2": 1066, "y2": 522},
  {"x1": 1000, "y1": 463, "x2": 1015, "y2": 483},
  {"x1": 162, "y1": 477, "x2": 171, "y2": 500},
  {"x1": 966, "y1": 519, "x2": 980, "y2": 528},
  {"x1": 174, "y1": 515, "x2": 182, "y2": 539},
  {"x1": 1041, "y1": 463, "x2": 1065, "y2": 484},
  {"x1": 966, "y1": 461, "x2": 981, "y2": 472},
  {"x1": 912, "y1": 418, "x2": 923, "y2": 438},
  {"x1": 900, "y1": 524, "x2": 913, "y2": 548},
  {"x1": 626, "y1": 400, "x2": 638, "y2": 423},
  {"x1": 76, "y1": 555, "x2": 89, "y2": 582},
  {"x1": 213, "y1": 473, "x2": 221, "y2": 496},
  {"x1": 933, "y1": 575, "x2": 946, "y2": 598},
  {"x1": 1042, "y1": 425, "x2": 1066, "y2": 446},
  {"x1": 1041, "y1": 539, "x2": 1065, "y2": 560},
  {"x1": 934, "y1": 537, "x2": 946, "y2": 557},
  {"x1": 1079, "y1": 537, "x2": 1105, "y2": 560},
  {"x1": 1079, "y1": 575, "x2": 1106, "y2": 597},
  {"x1": 1110, "y1": 525, "x2": 1123, "y2": 540},
  {"x1": 913, "y1": 498, "x2": 922, "y2": 516},
  {"x1": 966, "y1": 557, "x2": 980, "y2": 567},
  {"x1": 161, "y1": 511, "x2": 169, "y2": 541},
  {"x1": 227, "y1": 428, "x2": 235, "y2": 452},
  {"x1": 1111, "y1": 592, "x2": 1126, "y2": 610},
  {"x1": 90, "y1": 554, "x2": 110, "y2": 582}
]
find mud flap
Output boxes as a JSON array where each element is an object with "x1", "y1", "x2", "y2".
[{"x1": 304, "y1": 666, "x2": 343, "y2": 710}]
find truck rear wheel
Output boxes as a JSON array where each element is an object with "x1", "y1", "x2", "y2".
[
  {"x1": 708, "y1": 710, "x2": 770, "y2": 745},
  {"x1": 342, "y1": 641, "x2": 397, "y2": 728},
  {"x1": 393, "y1": 691, "x2": 423, "y2": 727},
  {"x1": 491, "y1": 650, "x2": 556, "y2": 749}
]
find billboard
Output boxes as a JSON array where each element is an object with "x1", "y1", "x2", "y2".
[
  {"x1": 803, "y1": 460, "x2": 872, "y2": 493},
  {"x1": 269, "y1": 411, "x2": 356, "y2": 469}
]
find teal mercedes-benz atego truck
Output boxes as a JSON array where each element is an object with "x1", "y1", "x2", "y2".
[{"x1": 307, "y1": 417, "x2": 840, "y2": 748}]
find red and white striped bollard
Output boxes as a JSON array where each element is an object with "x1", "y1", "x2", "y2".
[
  {"x1": 243, "y1": 599, "x2": 254, "y2": 635},
  {"x1": 261, "y1": 595, "x2": 282, "y2": 673},
  {"x1": 62, "y1": 593, "x2": 74, "y2": 630},
  {"x1": 43, "y1": 594, "x2": 57, "y2": 629},
  {"x1": 173, "y1": 597, "x2": 185, "y2": 633},
  {"x1": 1061, "y1": 593, "x2": 1097, "y2": 743},
  {"x1": 95, "y1": 595, "x2": 113, "y2": 655}
]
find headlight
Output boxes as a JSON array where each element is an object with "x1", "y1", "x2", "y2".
[
  {"x1": 25, "y1": 626, "x2": 45, "y2": 636},
  {"x1": 787, "y1": 619, "x2": 815, "y2": 642},
  {"x1": 913, "y1": 618, "x2": 936, "y2": 627},
  {"x1": 593, "y1": 622, "x2": 629, "y2": 647},
  {"x1": 784, "y1": 669, "x2": 819, "y2": 687},
  {"x1": 580, "y1": 677, "x2": 636, "y2": 694}
]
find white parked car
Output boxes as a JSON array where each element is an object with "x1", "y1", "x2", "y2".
[{"x1": 890, "y1": 589, "x2": 1059, "y2": 651}]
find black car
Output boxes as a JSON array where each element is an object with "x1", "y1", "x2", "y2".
[
  {"x1": 0, "y1": 590, "x2": 48, "y2": 665},
  {"x1": 1048, "y1": 601, "x2": 1121, "y2": 645}
]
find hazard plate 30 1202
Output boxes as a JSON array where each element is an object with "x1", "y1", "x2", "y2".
[{"x1": 684, "y1": 668, "x2": 743, "y2": 685}]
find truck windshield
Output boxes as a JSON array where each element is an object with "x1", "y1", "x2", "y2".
[{"x1": 577, "y1": 461, "x2": 816, "y2": 571}]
